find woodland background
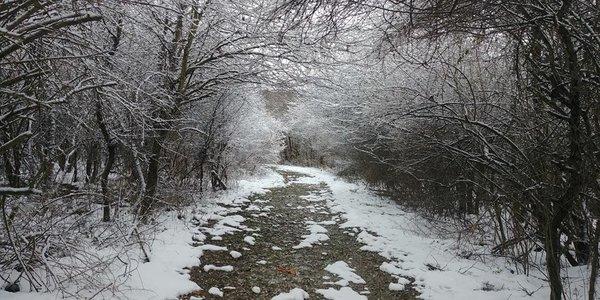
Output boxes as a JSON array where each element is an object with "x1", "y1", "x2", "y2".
[{"x1": 1, "y1": 1, "x2": 599, "y2": 299}]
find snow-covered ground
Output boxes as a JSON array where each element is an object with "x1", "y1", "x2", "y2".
[
  {"x1": 0, "y1": 169, "x2": 285, "y2": 300},
  {"x1": 276, "y1": 165, "x2": 596, "y2": 300},
  {"x1": 2, "y1": 165, "x2": 594, "y2": 299}
]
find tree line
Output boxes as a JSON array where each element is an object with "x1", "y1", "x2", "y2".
[
  {"x1": 0, "y1": 0, "x2": 290, "y2": 295},
  {"x1": 279, "y1": 1, "x2": 600, "y2": 299}
]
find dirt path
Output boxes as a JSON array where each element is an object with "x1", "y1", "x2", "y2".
[{"x1": 181, "y1": 170, "x2": 419, "y2": 299}]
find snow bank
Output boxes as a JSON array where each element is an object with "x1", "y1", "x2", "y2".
[
  {"x1": 271, "y1": 288, "x2": 310, "y2": 300},
  {"x1": 208, "y1": 286, "x2": 223, "y2": 297},
  {"x1": 203, "y1": 264, "x2": 234, "y2": 272},
  {"x1": 316, "y1": 286, "x2": 367, "y2": 300},
  {"x1": 293, "y1": 223, "x2": 329, "y2": 249},
  {"x1": 244, "y1": 236, "x2": 256, "y2": 245},
  {"x1": 1, "y1": 167, "x2": 285, "y2": 300},
  {"x1": 324, "y1": 261, "x2": 365, "y2": 286}
]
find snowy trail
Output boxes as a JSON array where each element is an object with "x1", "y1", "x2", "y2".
[
  {"x1": 182, "y1": 168, "x2": 416, "y2": 299},
  {"x1": 0, "y1": 165, "x2": 562, "y2": 299},
  {"x1": 180, "y1": 165, "x2": 551, "y2": 300}
]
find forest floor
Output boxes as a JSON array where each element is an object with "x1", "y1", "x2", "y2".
[{"x1": 180, "y1": 169, "x2": 419, "y2": 300}]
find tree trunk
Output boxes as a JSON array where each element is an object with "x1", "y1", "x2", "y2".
[
  {"x1": 588, "y1": 222, "x2": 600, "y2": 300},
  {"x1": 86, "y1": 142, "x2": 99, "y2": 183},
  {"x1": 142, "y1": 136, "x2": 161, "y2": 215},
  {"x1": 573, "y1": 216, "x2": 590, "y2": 265},
  {"x1": 494, "y1": 203, "x2": 507, "y2": 249},
  {"x1": 100, "y1": 143, "x2": 116, "y2": 222},
  {"x1": 545, "y1": 224, "x2": 563, "y2": 300},
  {"x1": 2, "y1": 154, "x2": 19, "y2": 187},
  {"x1": 95, "y1": 100, "x2": 116, "y2": 222},
  {"x1": 71, "y1": 150, "x2": 78, "y2": 182}
]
